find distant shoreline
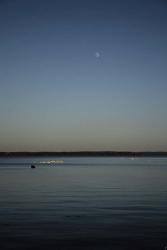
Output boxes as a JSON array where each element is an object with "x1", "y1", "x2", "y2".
[{"x1": 0, "y1": 151, "x2": 167, "y2": 157}]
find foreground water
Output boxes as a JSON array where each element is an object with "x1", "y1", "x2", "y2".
[{"x1": 0, "y1": 157, "x2": 167, "y2": 250}]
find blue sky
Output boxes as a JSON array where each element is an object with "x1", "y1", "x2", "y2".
[{"x1": 0, "y1": 0, "x2": 167, "y2": 151}]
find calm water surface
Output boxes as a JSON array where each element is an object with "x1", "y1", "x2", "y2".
[{"x1": 0, "y1": 157, "x2": 167, "y2": 250}]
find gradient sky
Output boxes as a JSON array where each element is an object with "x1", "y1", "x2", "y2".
[{"x1": 0, "y1": 0, "x2": 167, "y2": 151}]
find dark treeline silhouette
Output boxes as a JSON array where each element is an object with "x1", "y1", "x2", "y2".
[{"x1": 0, "y1": 151, "x2": 167, "y2": 157}]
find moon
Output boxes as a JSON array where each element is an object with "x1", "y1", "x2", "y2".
[{"x1": 95, "y1": 52, "x2": 100, "y2": 58}]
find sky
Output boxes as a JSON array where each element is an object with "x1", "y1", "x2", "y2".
[{"x1": 0, "y1": 0, "x2": 167, "y2": 152}]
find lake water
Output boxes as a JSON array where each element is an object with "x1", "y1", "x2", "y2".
[{"x1": 0, "y1": 157, "x2": 167, "y2": 250}]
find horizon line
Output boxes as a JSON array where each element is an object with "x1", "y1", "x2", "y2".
[{"x1": 0, "y1": 151, "x2": 167, "y2": 157}]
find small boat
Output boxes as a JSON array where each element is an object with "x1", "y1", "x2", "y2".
[{"x1": 31, "y1": 165, "x2": 36, "y2": 169}]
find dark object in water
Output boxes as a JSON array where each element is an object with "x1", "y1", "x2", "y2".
[{"x1": 31, "y1": 165, "x2": 36, "y2": 169}]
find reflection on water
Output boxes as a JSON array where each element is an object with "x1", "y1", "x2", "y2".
[{"x1": 0, "y1": 157, "x2": 167, "y2": 250}]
